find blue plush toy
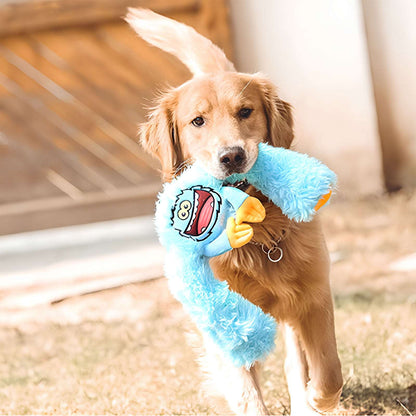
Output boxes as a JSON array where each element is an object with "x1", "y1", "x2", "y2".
[{"x1": 155, "y1": 143, "x2": 336, "y2": 368}]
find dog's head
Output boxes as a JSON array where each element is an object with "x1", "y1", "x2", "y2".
[{"x1": 126, "y1": 9, "x2": 293, "y2": 181}]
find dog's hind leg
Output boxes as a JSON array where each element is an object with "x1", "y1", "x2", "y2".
[{"x1": 200, "y1": 336, "x2": 269, "y2": 416}]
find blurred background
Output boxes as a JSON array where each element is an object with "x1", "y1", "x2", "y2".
[{"x1": 0, "y1": 0, "x2": 415, "y2": 414}]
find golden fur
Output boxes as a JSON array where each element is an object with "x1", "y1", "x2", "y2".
[{"x1": 127, "y1": 8, "x2": 342, "y2": 415}]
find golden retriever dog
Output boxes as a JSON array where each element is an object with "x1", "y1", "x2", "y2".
[{"x1": 126, "y1": 9, "x2": 343, "y2": 415}]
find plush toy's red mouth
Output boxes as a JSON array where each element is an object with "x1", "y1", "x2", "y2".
[{"x1": 185, "y1": 190, "x2": 214, "y2": 236}]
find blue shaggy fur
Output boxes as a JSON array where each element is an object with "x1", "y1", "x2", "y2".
[
  {"x1": 226, "y1": 142, "x2": 338, "y2": 222},
  {"x1": 154, "y1": 143, "x2": 336, "y2": 368}
]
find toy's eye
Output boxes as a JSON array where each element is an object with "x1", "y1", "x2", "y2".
[
  {"x1": 180, "y1": 200, "x2": 191, "y2": 210},
  {"x1": 178, "y1": 210, "x2": 188, "y2": 219},
  {"x1": 191, "y1": 116, "x2": 205, "y2": 127},
  {"x1": 238, "y1": 108, "x2": 253, "y2": 119},
  {"x1": 177, "y1": 200, "x2": 192, "y2": 220}
]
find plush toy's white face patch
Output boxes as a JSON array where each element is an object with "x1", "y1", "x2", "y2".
[{"x1": 171, "y1": 186, "x2": 222, "y2": 241}]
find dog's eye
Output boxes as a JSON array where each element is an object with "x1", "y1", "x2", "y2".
[
  {"x1": 191, "y1": 116, "x2": 205, "y2": 127},
  {"x1": 238, "y1": 108, "x2": 253, "y2": 119}
]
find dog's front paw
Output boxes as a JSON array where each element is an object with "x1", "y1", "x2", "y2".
[
  {"x1": 236, "y1": 196, "x2": 266, "y2": 225},
  {"x1": 227, "y1": 217, "x2": 253, "y2": 248}
]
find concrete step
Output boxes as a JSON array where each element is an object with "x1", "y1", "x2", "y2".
[{"x1": 0, "y1": 216, "x2": 164, "y2": 309}]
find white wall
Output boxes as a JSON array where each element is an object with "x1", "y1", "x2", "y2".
[
  {"x1": 362, "y1": 0, "x2": 416, "y2": 190},
  {"x1": 229, "y1": 0, "x2": 384, "y2": 196}
]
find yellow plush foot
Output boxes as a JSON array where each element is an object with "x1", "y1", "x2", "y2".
[
  {"x1": 226, "y1": 217, "x2": 253, "y2": 248},
  {"x1": 314, "y1": 190, "x2": 332, "y2": 212},
  {"x1": 235, "y1": 196, "x2": 266, "y2": 225}
]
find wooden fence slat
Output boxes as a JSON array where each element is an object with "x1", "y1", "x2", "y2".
[
  {"x1": 0, "y1": 0, "x2": 199, "y2": 37},
  {"x1": 0, "y1": 182, "x2": 160, "y2": 217},
  {"x1": 0, "y1": 97, "x2": 108, "y2": 201},
  {"x1": 3, "y1": 31, "x2": 159, "y2": 172},
  {"x1": 0, "y1": 53, "x2": 144, "y2": 185},
  {"x1": 0, "y1": 186, "x2": 159, "y2": 235},
  {"x1": 96, "y1": 23, "x2": 191, "y2": 87},
  {"x1": 0, "y1": 92, "x2": 134, "y2": 195}
]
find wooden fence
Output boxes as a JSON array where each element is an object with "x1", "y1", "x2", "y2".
[{"x1": 0, "y1": 0, "x2": 233, "y2": 235}]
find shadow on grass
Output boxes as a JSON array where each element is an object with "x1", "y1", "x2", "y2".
[
  {"x1": 341, "y1": 383, "x2": 416, "y2": 415},
  {"x1": 334, "y1": 291, "x2": 415, "y2": 309}
]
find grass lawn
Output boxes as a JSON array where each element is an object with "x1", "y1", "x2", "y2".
[{"x1": 0, "y1": 192, "x2": 415, "y2": 415}]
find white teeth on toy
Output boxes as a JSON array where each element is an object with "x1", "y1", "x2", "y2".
[
  {"x1": 201, "y1": 227, "x2": 206, "y2": 233},
  {"x1": 211, "y1": 201, "x2": 214, "y2": 207},
  {"x1": 186, "y1": 192, "x2": 198, "y2": 232}
]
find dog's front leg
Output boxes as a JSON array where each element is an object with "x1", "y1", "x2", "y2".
[
  {"x1": 282, "y1": 323, "x2": 310, "y2": 415},
  {"x1": 282, "y1": 323, "x2": 324, "y2": 416},
  {"x1": 298, "y1": 293, "x2": 343, "y2": 413},
  {"x1": 201, "y1": 336, "x2": 269, "y2": 415}
]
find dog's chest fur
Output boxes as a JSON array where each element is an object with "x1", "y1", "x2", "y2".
[{"x1": 210, "y1": 187, "x2": 328, "y2": 322}]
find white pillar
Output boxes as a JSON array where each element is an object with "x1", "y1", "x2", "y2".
[{"x1": 362, "y1": 0, "x2": 416, "y2": 191}]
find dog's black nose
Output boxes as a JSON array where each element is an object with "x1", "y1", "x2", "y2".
[{"x1": 219, "y1": 146, "x2": 246, "y2": 174}]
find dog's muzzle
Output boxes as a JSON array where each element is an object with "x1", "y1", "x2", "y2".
[{"x1": 218, "y1": 146, "x2": 247, "y2": 175}]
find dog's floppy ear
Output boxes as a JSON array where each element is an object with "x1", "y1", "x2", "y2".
[
  {"x1": 255, "y1": 76, "x2": 294, "y2": 149},
  {"x1": 140, "y1": 90, "x2": 184, "y2": 182}
]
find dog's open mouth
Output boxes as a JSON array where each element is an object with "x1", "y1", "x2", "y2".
[
  {"x1": 226, "y1": 179, "x2": 251, "y2": 192},
  {"x1": 185, "y1": 190, "x2": 214, "y2": 236}
]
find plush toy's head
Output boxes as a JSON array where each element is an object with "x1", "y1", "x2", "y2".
[{"x1": 171, "y1": 186, "x2": 222, "y2": 241}]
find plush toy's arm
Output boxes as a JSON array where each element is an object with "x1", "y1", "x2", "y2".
[
  {"x1": 165, "y1": 250, "x2": 277, "y2": 368},
  {"x1": 202, "y1": 217, "x2": 256, "y2": 257},
  {"x1": 202, "y1": 229, "x2": 232, "y2": 257},
  {"x1": 240, "y1": 143, "x2": 337, "y2": 222},
  {"x1": 221, "y1": 185, "x2": 249, "y2": 211},
  {"x1": 222, "y1": 186, "x2": 266, "y2": 225}
]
